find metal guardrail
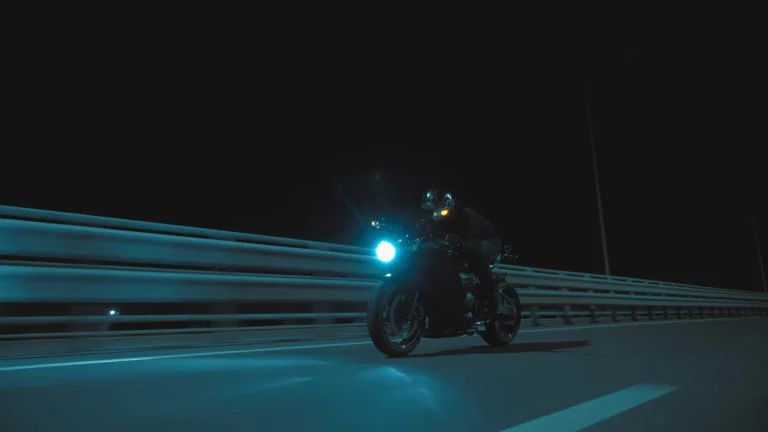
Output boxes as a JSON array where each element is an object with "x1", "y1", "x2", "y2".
[
  {"x1": 0, "y1": 205, "x2": 368, "y2": 254},
  {"x1": 1, "y1": 206, "x2": 767, "y2": 341},
  {"x1": 0, "y1": 218, "x2": 382, "y2": 277}
]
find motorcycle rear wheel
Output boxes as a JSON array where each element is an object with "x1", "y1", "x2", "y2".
[{"x1": 480, "y1": 282, "x2": 522, "y2": 346}]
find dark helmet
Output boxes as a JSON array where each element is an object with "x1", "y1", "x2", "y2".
[{"x1": 421, "y1": 188, "x2": 456, "y2": 215}]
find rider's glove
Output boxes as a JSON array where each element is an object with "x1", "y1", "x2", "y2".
[{"x1": 445, "y1": 234, "x2": 462, "y2": 248}]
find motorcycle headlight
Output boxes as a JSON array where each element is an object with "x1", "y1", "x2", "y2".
[{"x1": 375, "y1": 241, "x2": 396, "y2": 263}]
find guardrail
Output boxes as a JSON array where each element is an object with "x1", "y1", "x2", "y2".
[
  {"x1": 1, "y1": 206, "x2": 767, "y2": 342},
  {"x1": 0, "y1": 205, "x2": 368, "y2": 254}
]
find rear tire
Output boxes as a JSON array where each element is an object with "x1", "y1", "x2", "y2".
[
  {"x1": 480, "y1": 283, "x2": 522, "y2": 346},
  {"x1": 366, "y1": 279, "x2": 424, "y2": 357}
]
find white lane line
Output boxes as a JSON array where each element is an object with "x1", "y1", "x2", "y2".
[
  {"x1": 500, "y1": 384, "x2": 679, "y2": 432},
  {"x1": 258, "y1": 376, "x2": 312, "y2": 390},
  {"x1": 0, "y1": 341, "x2": 372, "y2": 371},
  {"x1": 0, "y1": 316, "x2": 763, "y2": 372}
]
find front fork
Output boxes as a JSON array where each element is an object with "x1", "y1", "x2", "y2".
[{"x1": 392, "y1": 289, "x2": 423, "y2": 336}]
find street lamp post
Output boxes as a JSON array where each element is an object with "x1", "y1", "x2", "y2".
[
  {"x1": 752, "y1": 215, "x2": 767, "y2": 293},
  {"x1": 585, "y1": 82, "x2": 611, "y2": 276}
]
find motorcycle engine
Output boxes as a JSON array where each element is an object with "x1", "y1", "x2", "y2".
[
  {"x1": 459, "y1": 272, "x2": 477, "y2": 289},
  {"x1": 459, "y1": 273, "x2": 477, "y2": 310}
]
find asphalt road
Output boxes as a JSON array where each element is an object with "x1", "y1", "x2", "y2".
[{"x1": 1, "y1": 317, "x2": 766, "y2": 431}]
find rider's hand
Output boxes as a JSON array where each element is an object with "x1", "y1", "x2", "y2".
[{"x1": 445, "y1": 234, "x2": 462, "y2": 247}]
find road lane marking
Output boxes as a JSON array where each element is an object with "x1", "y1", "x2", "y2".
[
  {"x1": 0, "y1": 341, "x2": 373, "y2": 371},
  {"x1": 500, "y1": 384, "x2": 679, "y2": 432},
  {"x1": 0, "y1": 316, "x2": 763, "y2": 372},
  {"x1": 257, "y1": 376, "x2": 312, "y2": 390}
]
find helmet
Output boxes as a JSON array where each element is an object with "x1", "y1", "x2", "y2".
[{"x1": 421, "y1": 189, "x2": 455, "y2": 216}]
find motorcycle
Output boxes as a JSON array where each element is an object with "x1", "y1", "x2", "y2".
[{"x1": 366, "y1": 213, "x2": 522, "y2": 357}]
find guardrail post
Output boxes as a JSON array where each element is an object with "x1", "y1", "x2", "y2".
[
  {"x1": 563, "y1": 305, "x2": 572, "y2": 325},
  {"x1": 560, "y1": 288, "x2": 572, "y2": 324},
  {"x1": 530, "y1": 305, "x2": 540, "y2": 327},
  {"x1": 587, "y1": 290, "x2": 598, "y2": 323}
]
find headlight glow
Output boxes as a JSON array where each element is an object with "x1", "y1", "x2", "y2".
[{"x1": 375, "y1": 241, "x2": 396, "y2": 263}]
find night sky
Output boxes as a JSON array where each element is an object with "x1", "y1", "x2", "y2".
[{"x1": 3, "y1": 27, "x2": 765, "y2": 292}]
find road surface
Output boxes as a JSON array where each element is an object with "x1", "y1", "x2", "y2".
[{"x1": 1, "y1": 317, "x2": 766, "y2": 431}]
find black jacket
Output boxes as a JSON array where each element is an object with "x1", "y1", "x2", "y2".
[{"x1": 439, "y1": 200, "x2": 497, "y2": 240}]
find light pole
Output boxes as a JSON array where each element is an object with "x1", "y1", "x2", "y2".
[
  {"x1": 585, "y1": 81, "x2": 611, "y2": 276},
  {"x1": 752, "y1": 215, "x2": 767, "y2": 292}
]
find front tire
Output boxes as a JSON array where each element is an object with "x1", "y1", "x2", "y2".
[
  {"x1": 366, "y1": 279, "x2": 424, "y2": 357},
  {"x1": 480, "y1": 282, "x2": 522, "y2": 346}
]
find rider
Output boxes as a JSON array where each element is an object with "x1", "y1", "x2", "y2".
[{"x1": 420, "y1": 189, "x2": 509, "y2": 319}]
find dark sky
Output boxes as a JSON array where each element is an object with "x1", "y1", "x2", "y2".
[{"x1": 3, "y1": 26, "x2": 766, "y2": 292}]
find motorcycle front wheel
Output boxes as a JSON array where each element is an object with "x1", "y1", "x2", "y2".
[{"x1": 366, "y1": 279, "x2": 424, "y2": 357}]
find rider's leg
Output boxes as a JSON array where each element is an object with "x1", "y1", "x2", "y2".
[
  {"x1": 462, "y1": 237, "x2": 499, "y2": 316},
  {"x1": 480, "y1": 238, "x2": 516, "y2": 318}
]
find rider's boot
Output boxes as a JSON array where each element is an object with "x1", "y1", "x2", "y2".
[
  {"x1": 475, "y1": 271, "x2": 499, "y2": 320},
  {"x1": 477, "y1": 272, "x2": 516, "y2": 321}
]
